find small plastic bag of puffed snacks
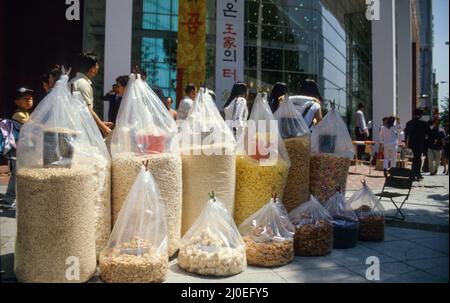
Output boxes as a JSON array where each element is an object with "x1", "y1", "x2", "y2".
[
  {"x1": 289, "y1": 195, "x2": 334, "y2": 256},
  {"x1": 239, "y1": 194, "x2": 295, "y2": 267},
  {"x1": 177, "y1": 192, "x2": 246, "y2": 276},
  {"x1": 99, "y1": 165, "x2": 169, "y2": 283}
]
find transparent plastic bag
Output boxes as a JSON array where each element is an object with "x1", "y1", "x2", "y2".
[
  {"x1": 100, "y1": 166, "x2": 168, "y2": 283},
  {"x1": 310, "y1": 107, "x2": 353, "y2": 204},
  {"x1": 234, "y1": 93, "x2": 291, "y2": 225},
  {"x1": 274, "y1": 95, "x2": 311, "y2": 210},
  {"x1": 274, "y1": 95, "x2": 310, "y2": 139},
  {"x1": 311, "y1": 108, "x2": 354, "y2": 158},
  {"x1": 15, "y1": 74, "x2": 110, "y2": 282},
  {"x1": 289, "y1": 195, "x2": 334, "y2": 256},
  {"x1": 239, "y1": 195, "x2": 295, "y2": 267},
  {"x1": 110, "y1": 74, "x2": 182, "y2": 256},
  {"x1": 325, "y1": 191, "x2": 359, "y2": 249},
  {"x1": 111, "y1": 74, "x2": 178, "y2": 156},
  {"x1": 346, "y1": 182, "x2": 385, "y2": 241},
  {"x1": 177, "y1": 89, "x2": 236, "y2": 235},
  {"x1": 178, "y1": 194, "x2": 246, "y2": 276}
]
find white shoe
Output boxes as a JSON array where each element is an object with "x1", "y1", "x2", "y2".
[{"x1": 6, "y1": 202, "x2": 16, "y2": 210}]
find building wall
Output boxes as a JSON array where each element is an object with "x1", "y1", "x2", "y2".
[
  {"x1": 418, "y1": 0, "x2": 433, "y2": 113},
  {"x1": 1, "y1": 0, "x2": 84, "y2": 118},
  {"x1": 126, "y1": 0, "x2": 372, "y2": 127}
]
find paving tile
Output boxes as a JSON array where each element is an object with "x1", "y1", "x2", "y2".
[
  {"x1": 358, "y1": 240, "x2": 446, "y2": 261},
  {"x1": 344, "y1": 261, "x2": 417, "y2": 282},
  {"x1": 201, "y1": 272, "x2": 286, "y2": 283},
  {"x1": 0, "y1": 221, "x2": 16, "y2": 237},
  {"x1": 165, "y1": 275, "x2": 204, "y2": 283},
  {"x1": 276, "y1": 266, "x2": 367, "y2": 283},
  {"x1": 409, "y1": 237, "x2": 449, "y2": 255},
  {"x1": 328, "y1": 245, "x2": 396, "y2": 266},
  {"x1": 380, "y1": 270, "x2": 447, "y2": 283},
  {"x1": 385, "y1": 227, "x2": 449, "y2": 240},
  {"x1": 406, "y1": 257, "x2": 449, "y2": 281},
  {"x1": 269, "y1": 255, "x2": 340, "y2": 273}
]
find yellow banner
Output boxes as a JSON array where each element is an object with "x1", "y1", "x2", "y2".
[{"x1": 176, "y1": 0, "x2": 206, "y2": 101}]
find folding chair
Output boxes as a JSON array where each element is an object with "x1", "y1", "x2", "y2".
[{"x1": 375, "y1": 167, "x2": 413, "y2": 221}]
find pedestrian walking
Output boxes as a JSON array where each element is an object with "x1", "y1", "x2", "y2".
[
  {"x1": 442, "y1": 123, "x2": 449, "y2": 175},
  {"x1": 355, "y1": 102, "x2": 369, "y2": 160},
  {"x1": 427, "y1": 118, "x2": 445, "y2": 176},
  {"x1": 405, "y1": 109, "x2": 430, "y2": 181}
]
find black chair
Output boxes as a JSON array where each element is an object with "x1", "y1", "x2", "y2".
[{"x1": 375, "y1": 167, "x2": 413, "y2": 221}]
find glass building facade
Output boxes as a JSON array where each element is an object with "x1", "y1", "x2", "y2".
[{"x1": 120, "y1": 0, "x2": 372, "y2": 128}]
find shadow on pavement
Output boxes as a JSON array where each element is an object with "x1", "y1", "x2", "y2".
[
  {"x1": 0, "y1": 207, "x2": 16, "y2": 219},
  {"x1": 0, "y1": 253, "x2": 17, "y2": 283}
]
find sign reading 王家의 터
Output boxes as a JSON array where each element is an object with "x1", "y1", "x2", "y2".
[{"x1": 215, "y1": 0, "x2": 244, "y2": 109}]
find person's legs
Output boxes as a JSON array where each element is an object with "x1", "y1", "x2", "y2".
[
  {"x1": 3, "y1": 159, "x2": 16, "y2": 204},
  {"x1": 435, "y1": 149, "x2": 442, "y2": 175},
  {"x1": 355, "y1": 129, "x2": 366, "y2": 160},
  {"x1": 412, "y1": 149, "x2": 422, "y2": 179}
]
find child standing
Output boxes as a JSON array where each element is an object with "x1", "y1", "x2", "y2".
[{"x1": 1, "y1": 87, "x2": 34, "y2": 209}]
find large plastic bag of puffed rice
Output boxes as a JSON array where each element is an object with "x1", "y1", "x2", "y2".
[
  {"x1": 15, "y1": 72, "x2": 110, "y2": 282},
  {"x1": 100, "y1": 165, "x2": 168, "y2": 283},
  {"x1": 234, "y1": 92, "x2": 291, "y2": 226},
  {"x1": 177, "y1": 193, "x2": 246, "y2": 276},
  {"x1": 177, "y1": 88, "x2": 236, "y2": 236},
  {"x1": 274, "y1": 95, "x2": 311, "y2": 211},
  {"x1": 310, "y1": 107, "x2": 354, "y2": 204},
  {"x1": 110, "y1": 73, "x2": 182, "y2": 256}
]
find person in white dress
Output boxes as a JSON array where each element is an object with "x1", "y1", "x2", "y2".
[
  {"x1": 223, "y1": 82, "x2": 249, "y2": 139},
  {"x1": 379, "y1": 116, "x2": 400, "y2": 176},
  {"x1": 177, "y1": 83, "x2": 196, "y2": 121}
]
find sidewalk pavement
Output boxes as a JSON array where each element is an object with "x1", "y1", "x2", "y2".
[
  {"x1": 1, "y1": 164, "x2": 448, "y2": 283},
  {"x1": 347, "y1": 164, "x2": 449, "y2": 232}
]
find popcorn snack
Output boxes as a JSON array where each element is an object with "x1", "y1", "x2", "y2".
[
  {"x1": 274, "y1": 95, "x2": 311, "y2": 211},
  {"x1": 289, "y1": 196, "x2": 334, "y2": 256},
  {"x1": 310, "y1": 154, "x2": 351, "y2": 204},
  {"x1": 179, "y1": 197, "x2": 246, "y2": 276},
  {"x1": 99, "y1": 237, "x2": 168, "y2": 283},
  {"x1": 234, "y1": 156, "x2": 289, "y2": 226},
  {"x1": 239, "y1": 197, "x2": 295, "y2": 267},
  {"x1": 15, "y1": 167, "x2": 97, "y2": 283},
  {"x1": 356, "y1": 206, "x2": 385, "y2": 242},
  {"x1": 101, "y1": 167, "x2": 169, "y2": 283},
  {"x1": 15, "y1": 74, "x2": 110, "y2": 282},
  {"x1": 347, "y1": 183, "x2": 385, "y2": 242},
  {"x1": 112, "y1": 152, "x2": 182, "y2": 256},
  {"x1": 178, "y1": 228, "x2": 247, "y2": 276},
  {"x1": 293, "y1": 220, "x2": 334, "y2": 256},
  {"x1": 283, "y1": 137, "x2": 311, "y2": 211}
]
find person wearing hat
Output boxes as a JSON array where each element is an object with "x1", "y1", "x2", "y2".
[
  {"x1": 405, "y1": 108, "x2": 431, "y2": 181},
  {"x1": 0, "y1": 87, "x2": 33, "y2": 209},
  {"x1": 355, "y1": 102, "x2": 369, "y2": 160},
  {"x1": 12, "y1": 87, "x2": 34, "y2": 124}
]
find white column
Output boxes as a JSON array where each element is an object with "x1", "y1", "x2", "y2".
[
  {"x1": 104, "y1": 0, "x2": 133, "y2": 96},
  {"x1": 372, "y1": 0, "x2": 397, "y2": 141},
  {"x1": 396, "y1": 0, "x2": 412, "y2": 129}
]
